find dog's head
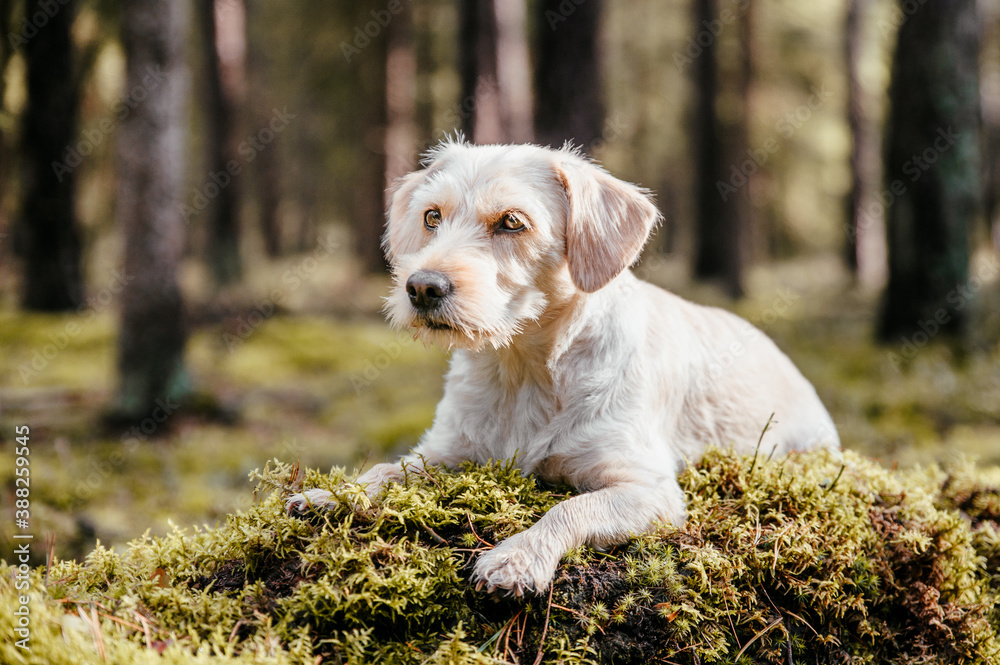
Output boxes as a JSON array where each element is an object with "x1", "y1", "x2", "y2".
[{"x1": 383, "y1": 140, "x2": 659, "y2": 349}]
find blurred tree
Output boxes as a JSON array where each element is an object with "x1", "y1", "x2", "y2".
[
  {"x1": 878, "y1": 0, "x2": 980, "y2": 342},
  {"x1": 493, "y1": 0, "x2": 532, "y2": 143},
  {"x1": 15, "y1": 0, "x2": 84, "y2": 311},
  {"x1": 285, "y1": 5, "x2": 320, "y2": 254},
  {"x1": 987, "y1": 104, "x2": 1000, "y2": 253},
  {"x1": 459, "y1": 0, "x2": 531, "y2": 143},
  {"x1": 459, "y1": 0, "x2": 495, "y2": 142},
  {"x1": 692, "y1": 0, "x2": 749, "y2": 298},
  {"x1": 385, "y1": 0, "x2": 417, "y2": 183},
  {"x1": 353, "y1": 0, "x2": 389, "y2": 273},
  {"x1": 0, "y1": 0, "x2": 7, "y2": 88},
  {"x1": 0, "y1": 0, "x2": 10, "y2": 235},
  {"x1": 844, "y1": 0, "x2": 885, "y2": 287},
  {"x1": 115, "y1": 0, "x2": 190, "y2": 423},
  {"x1": 244, "y1": 0, "x2": 282, "y2": 257},
  {"x1": 844, "y1": 0, "x2": 862, "y2": 275},
  {"x1": 412, "y1": 2, "x2": 437, "y2": 152},
  {"x1": 980, "y1": 4, "x2": 1000, "y2": 253},
  {"x1": 534, "y1": 0, "x2": 603, "y2": 151},
  {"x1": 197, "y1": 0, "x2": 247, "y2": 285},
  {"x1": 291, "y1": 107, "x2": 319, "y2": 253}
]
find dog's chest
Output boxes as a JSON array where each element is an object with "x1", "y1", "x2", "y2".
[{"x1": 451, "y1": 355, "x2": 560, "y2": 465}]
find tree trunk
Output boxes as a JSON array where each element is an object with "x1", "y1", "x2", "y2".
[
  {"x1": 533, "y1": 0, "x2": 602, "y2": 151},
  {"x1": 16, "y1": 0, "x2": 83, "y2": 311},
  {"x1": 197, "y1": 0, "x2": 246, "y2": 285},
  {"x1": 256, "y1": 121, "x2": 283, "y2": 257},
  {"x1": 692, "y1": 0, "x2": 748, "y2": 298},
  {"x1": 412, "y1": 2, "x2": 437, "y2": 151},
  {"x1": 353, "y1": 1, "x2": 389, "y2": 274},
  {"x1": 494, "y1": 0, "x2": 532, "y2": 143},
  {"x1": 692, "y1": 0, "x2": 723, "y2": 283},
  {"x1": 293, "y1": 110, "x2": 319, "y2": 253},
  {"x1": 115, "y1": 0, "x2": 190, "y2": 423},
  {"x1": 245, "y1": 0, "x2": 282, "y2": 257},
  {"x1": 724, "y1": 4, "x2": 752, "y2": 297},
  {"x1": 0, "y1": 0, "x2": 10, "y2": 247},
  {"x1": 844, "y1": 0, "x2": 886, "y2": 287},
  {"x1": 385, "y1": 0, "x2": 417, "y2": 184},
  {"x1": 459, "y1": 0, "x2": 499, "y2": 142},
  {"x1": 877, "y1": 0, "x2": 980, "y2": 342},
  {"x1": 844, "y1": 0, "x2": 863, "y2": 275},
  {"x1": 459, "y1": 0, "x2": 532, "y2": 144},
  {"x1": 979, "y1": 1, "x2": 1000, "y2": 253}
]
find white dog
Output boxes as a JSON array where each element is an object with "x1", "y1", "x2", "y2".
[{"x1": 288, "y1": 141, "x2": 839, "y2": 596}]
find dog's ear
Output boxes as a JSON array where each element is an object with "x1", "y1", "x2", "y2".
[
  {"x1": 555, "y1": 155, "x2": 660, "y2": 293},
  {"x1": 382, "y1": 169, "x2": 427, "y2": 262}
]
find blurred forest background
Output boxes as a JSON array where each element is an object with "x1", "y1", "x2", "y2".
[{"x1": 1, "y1": 0, "x2": 999, "y2": 563}]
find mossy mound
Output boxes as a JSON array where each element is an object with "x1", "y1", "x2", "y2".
[{"x1": 3, "y1": 449, "x2": 999, "y2": 664}]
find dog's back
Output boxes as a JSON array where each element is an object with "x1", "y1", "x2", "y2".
[{"x1": 636, "y1": 280, "x2": 840, "y2": 460}]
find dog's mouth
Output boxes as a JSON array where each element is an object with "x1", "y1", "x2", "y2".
[
  {"x1": 415, "y1": 315, "x2": 455, "y2": 331},
  {"x1": 404, "y1": 307, "x2": 522, "y2": 351}
]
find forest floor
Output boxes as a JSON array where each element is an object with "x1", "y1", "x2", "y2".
[{"x1": 1, "y1": 249, "x2": 999, "y2": 565}]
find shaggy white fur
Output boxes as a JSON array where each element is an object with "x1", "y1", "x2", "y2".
[{"x1": 287, "y1": 140, "x2": 840, "y2": 596}]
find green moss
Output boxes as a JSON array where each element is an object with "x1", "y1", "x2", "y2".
[
  {"x1": 0, "y1": 310, "x2": 116, "y2": 389},
  {"x1": 3, "y1": 450, "x2": 999, "y2": 663}
]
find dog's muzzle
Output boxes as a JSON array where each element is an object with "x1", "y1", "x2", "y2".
[{"x1": 406, "y1": 270, "x2": 453, "y2": 312}]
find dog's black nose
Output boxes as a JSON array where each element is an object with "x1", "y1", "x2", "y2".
[{"x1": 406, "y1": 271, "x2": 453, "y2": 310}]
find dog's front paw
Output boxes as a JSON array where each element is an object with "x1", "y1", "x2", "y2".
[
  {"x1": 286, "y1": 481, "x2": 376, "y2": 515},
  {"x1": 285, "y1": 488, "x2": 336, "y2": 514},
  {"x1": 472, "y1": 531, "x2": 560, "y2": 597}
]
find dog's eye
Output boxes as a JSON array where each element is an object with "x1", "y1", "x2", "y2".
[
  {"x1": 498, "y1": 213, "x2": 526, "y2": 232},
  {"x1": 424, "y1": 209, "x2": 442, "y2": 231}
]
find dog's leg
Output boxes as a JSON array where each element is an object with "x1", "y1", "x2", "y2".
[
  {"x1": 353, "y1": 453, "x2": 437, "y2": 498},
  {"x1": 472, "y1": 477, "x2": 685, "y2": 595},
  {"x1": 285, "y1": 445, "x2": 464, "y2": 513},
  {"x1": 283, "y1": 457, "x2": 416, "y2": 513}
]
